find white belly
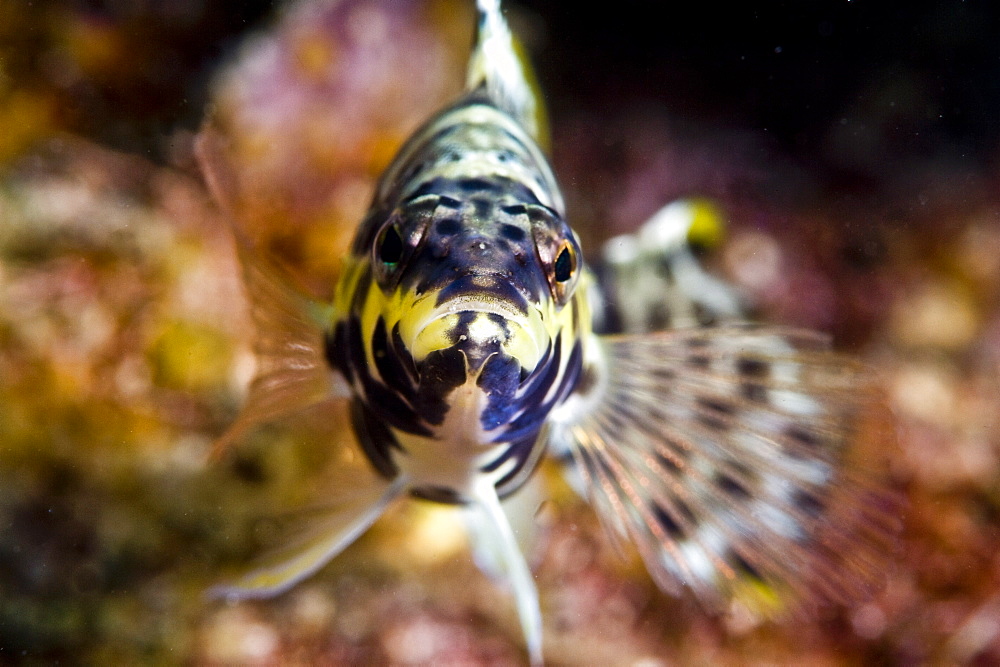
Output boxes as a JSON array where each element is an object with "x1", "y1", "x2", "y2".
[{"x1": 393, "y1": 377, "x2": 512, "y2": 497}]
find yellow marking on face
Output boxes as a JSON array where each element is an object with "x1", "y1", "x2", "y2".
[
  {"x1": 333, "y1": 248, "x2": 595, "y2": 388},
  {"x1": 393, "y1": 290, "x2": 443, "y2": 359},
  {"x1": 412, "y1": 313, "x2": 462, "y2": 361},
  {"x1": 332, "y1": 255, "x2": 368, "y2": 320}
]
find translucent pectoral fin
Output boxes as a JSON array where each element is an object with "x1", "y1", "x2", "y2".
[
  {"x1": 471, "y1": 479, "x2": 543, "y2": 666},
  {"x1": 195, "y1": 129, "x2": 345, "y2": 458},
  {"x1": 211, "y1": 241, "x2": 344, "y2": 458},
  {"x1": 194, "y1": 128, "x2": 241, "y2": 222},
  {"x1": 208, "y1": 476, "x2": 406, "y2": 600},
  {"x1": 554, "y1": 326, "x2": 901, "y2": 615}
]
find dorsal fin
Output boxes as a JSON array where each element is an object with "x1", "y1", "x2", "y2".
[{"x1": 466, "y1": 0, "x2": 548, "y2": 146}]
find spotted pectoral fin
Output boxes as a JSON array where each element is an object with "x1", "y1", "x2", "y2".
[
  {"x1": 208, "y1": 476, "x2": 406, "y2": 600},
  {"x1": 195, "y1": 129, "x2": 345, "y2": 458},
  {"x1": 553, "y1": 326, "x2": 901, "y2": 615}
]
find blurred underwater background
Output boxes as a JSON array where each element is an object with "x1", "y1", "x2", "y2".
[{"x1": 1, "y1": 0, "x2": 999, "y2": 663}]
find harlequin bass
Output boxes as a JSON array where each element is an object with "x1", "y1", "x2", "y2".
[{"x1": 197, "y1": 1, "x2": 897, "y2": 663}]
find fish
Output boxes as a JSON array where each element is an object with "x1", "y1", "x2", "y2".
[{"x1": 195, "y1": 1, "x2": 899, "y2": 663}]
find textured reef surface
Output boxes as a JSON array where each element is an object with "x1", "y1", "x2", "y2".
[{"x1": 1, "y1": 0, "x2": 999, "y2": 663}]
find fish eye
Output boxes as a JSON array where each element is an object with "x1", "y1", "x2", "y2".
[
  {"x1": 546, "y1": 238, "x2": 579, "y2": 305},
  {"x1": 529, "y1": 209, "x2": 581, "y2": 306},
  {"x1": 554, "y1": 243, "x2": 575, "y2": 282},
  {"x1": 377, "y1": 224, "x2": 404, "y2": 266}
]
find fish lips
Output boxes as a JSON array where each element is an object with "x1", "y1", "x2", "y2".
[{"x1": 406, "y1": 270, "x2": 546, "y2": 367}]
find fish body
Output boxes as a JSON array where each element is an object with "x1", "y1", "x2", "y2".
[
  {"x1": 328, "y1": 95, "x2": 587, "y2": 504},
  {"x1": 197, "y1": 1, "x2": 897, "y2": 664}
]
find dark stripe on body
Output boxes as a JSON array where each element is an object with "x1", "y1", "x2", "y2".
[{"x1": 488, "y1": 335, "x2": 585, "y2": 496}]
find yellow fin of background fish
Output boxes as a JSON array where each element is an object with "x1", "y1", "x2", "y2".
[{"x1": 195, "y1": 131, "x2": 342, "y2": 459}]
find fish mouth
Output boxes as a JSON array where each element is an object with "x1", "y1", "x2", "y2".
[
  {"x1": 402, "y1": 286, "x2": 547, "y2": 377},
  {"x1": 431, "y1": 272, "x2": 532, "y2": 317},
  {"x1": 427, "y1": 293, "x2": 527, "y2": 324},
  {"x1": 412, "y1": 308, "x2": 539, "y2": 374}
]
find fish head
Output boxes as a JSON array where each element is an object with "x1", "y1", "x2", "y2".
[{"x1": 360, "y1": 187, "x2": 584, "y2": 438}]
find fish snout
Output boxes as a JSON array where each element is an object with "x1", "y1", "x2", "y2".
[{"x1": 414, "y1": 308, "x2": 538, "y2": 376}]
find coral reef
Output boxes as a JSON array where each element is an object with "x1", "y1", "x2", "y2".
[{"x1": 1, "y1": 0, "x2": 998, "y2": 663}]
